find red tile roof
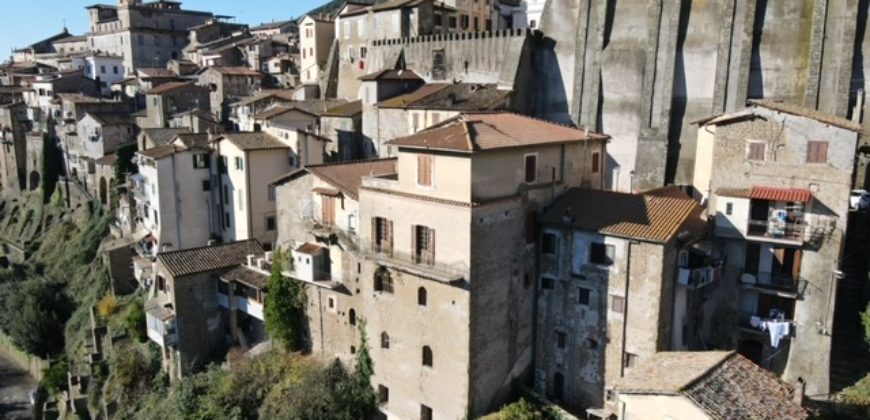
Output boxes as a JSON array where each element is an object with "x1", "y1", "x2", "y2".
[
  {"x1": 359, "y1": 69, "x2": 422, "y2": 81},
  {"x1": 205, "y1": 66, "x2": 263, "y2": 77},
  {"x1": 541, "y1": 188, "x2": 706, "y2": 243},
  {"x1": 750, "y1": 187, "x2": 812, "y2": 203},
  {"x1": 145, "y1": 81, "x2": 199, "y2": 95},
  {"x1": 387, "y1": 113, "x2": 609, "y2": 153},
  {"x1": 272, "y1": 158, "x2": 397, "y2": 201}
]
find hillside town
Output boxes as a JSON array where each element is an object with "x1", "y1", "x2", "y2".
[{"x1": 0, "y1": 0, "x2": 870, "y2": 419}]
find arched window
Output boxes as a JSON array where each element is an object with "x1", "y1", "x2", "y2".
[
  {"x1": 349, "y1": 309, "x2": 356, "y2": 326},
  {"x1": 374, "y1": 266, "x2": 393, "y2": 293},
  {"x1": 422, "y1": 345, "x2": 433, "y2": 367},
  {"x1": 418, "y1": 287, "x2": 427, "y2": 306},
  {"x1": 381, "y1": 332, "x2": 390, "y2": 349}
]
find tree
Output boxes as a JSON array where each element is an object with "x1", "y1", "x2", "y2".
[
  {"x1": 264, "y1": 248, "x2": 307, "y2": 351},
  {"x1": 840, "y1": 303, "x2": 870, "y2": 406},
  {"x1": 1, "y1": 279, "x2": 73, "y2": 357},
  {"x1": 331, "y1": 320, "x2": 377, "y2": 419}
]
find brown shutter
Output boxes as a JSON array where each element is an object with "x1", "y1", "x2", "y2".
[
  {"x1": 792, "y1": 250, "x2": 802, "y2": 280},
  {"x1": 411, "y1": 224, "x2": 418, "y2": 263},
  {"x1": 807, "y1": 142, "x2": 817, "y2": 163},
  {"x1": 387, "y1": 220, "x2": 394, "y2": 257},
  {"x1": 371, "y1": 217, "x2": 378, "y2": 250},
  {"x1": 428, "y1": 228, "x2": 435, "y2": 265},
  {"x1": 592, "y1": 152, "x2": 600, "y2": 173},
  {"x1": 818, "y1": 142, "x2": 828, "y2": 163}
]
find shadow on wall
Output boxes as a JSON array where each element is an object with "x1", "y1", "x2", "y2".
[
  {"x1": 665, "y1": 0, "x2": 692, "y2": 185},
  {"x1": 747, "y1": 0, "x2": 768, "y2": 99},
  {"x1": 532, "y1": 36, "x2": 571, "y2": 124},
  {"x1": 849, "y1": 0, "x2": 869, "y2": 120}
]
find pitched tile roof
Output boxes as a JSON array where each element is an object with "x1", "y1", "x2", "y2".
[
  {"x1": 359, "y1": 69, "x2": 422, "y2": 81},
  {"x1": 217, "y1": 132, "x2": 290, "y2": 151},
  {"x1": 385, "y1": 83, "x2": 512, "y2": 111},
  {"x1": 142, "y1": 128, "x2": 191, "y2": 147},
  {"x1": 376, "y1": 83, "x2": 451, "y2": 108},
  {"x1": 323, "y1": 100, "x2": 362, "y2": 117},
  {"x1": 137, "y1": 68, "x2": 178, "y2": 79},
  {"x1": 204, "y1": 66, "x2": 263, "y2": 77},
  {"x1": 94, "y1": 153, "x2": 118, "y2": 166},
  {"x1": 616, "y1": 351, "x2": 808, "y2": 419},
  {"x1": 387, "y1": 113, "x2": 609, "y2": 153},
  {"x1": 138, "y1": 144, "x2": 183, "y2": 160},
  {"x1": 145, "y1": 81, "x2": 200, "y2": 95},
  {"x1": 157, "y1": 240, "x2": 264, "y2": 278},
  {"x1": 541, "y1": 188, "x2": 705, "y2": 243},
  {"x1": 296, "y1": 242, "x2": 325, "y2": 254},
  {"x1": 221, "y1": 266, "x2": 270, "y2": 289},
  {"x1": 84, "y1": 112, "x2": 133, "y2": 126},
  {"x1": 697, "y1": 99, "x2": 861, "y2": 132},
  {"x1": 254, "y1": 99, "x2": 349, "y2": 119},
  {"x1": 273, "y1": 158, "x2": 397, "y2": 200},
  {"x1": 750, "y1": 187, "x2": 812, "y2": 203}
]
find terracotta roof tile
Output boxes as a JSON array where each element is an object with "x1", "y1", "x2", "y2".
[
  {"x1": 323, "y1": 100, "x2": 362, "y2": 117},
  {"x1": 204, "y1": 66, "x2": 263, "y2": 77},
  {"x1": 376, "y1": 84, "x2": 450, "y2": 108},
  {"x1": 221, "y1": 266, "x2": 270, "y2": 289},
  {"x1": 541, "y1": 188, "x2": 705, "y2": 243},
  {"x1": 359, "y1": 69, "x2": 422, "y2": 81},
  {"x1": 750, "y1": 187, "x2": 812, "y2": 203},
  {"x1": 217, "y1": 132, "x2": 290, "y2": 151},
  {"x1": 142, "y1": 128, "x2": 191, "y2": 147},
  {"x1": 387, "y1": 112, "x2": 608, "y2": 152},
  {"x1": 749, "y1": 99, "x2": 861, "y2": 132},
  {"x1": 296, "y1": 242, "x2": 325, "y2": 254},
  {"x1": 305, "y1": 158, "x2": 397, "y2": 200},
  {"x1": 145, "y1": 81, "x2": 202, "y2": 95},
  {"x1": 158, "y1": 240, "x2": 264, "y2": 278}
]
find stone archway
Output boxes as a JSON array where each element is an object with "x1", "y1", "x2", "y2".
[
  {"x1": 29, "y1": 171, "x2": 40, "y2": 191},
  {"x1": 99, "y1": 177, "x2": 108, "y2": 206}
]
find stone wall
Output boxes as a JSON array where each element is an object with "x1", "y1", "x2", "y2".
[{"x1": 541, "y1": 0, "x2": 866, "y2": 192}]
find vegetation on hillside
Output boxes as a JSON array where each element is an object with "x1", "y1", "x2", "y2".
[
  {"x1": 840, "y1": 303, "x2": 870, "y2": 406},
  {"x1": 264, "y1": 248, "x2": 307, "y2": 351}
]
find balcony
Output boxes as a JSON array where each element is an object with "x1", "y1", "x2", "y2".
[
  {"x1": 145, "y1": 298, "x2": 177, "y2": 347},
  {"x1": 676, "y1": 264, "x2": 722, "y2": 289},
  {"x1": 737, "y1": 310, "x2": 794, "y2": 347},
  {"x1": 360, "y1": 244, "x2": 469, "y2": 284},
  {"x1": 739, "y1": 271, "x2": 802, "y2": 298},
  {"x1": 746, "y1": 218, "x2": 806, "y2": 245},
  {"x1": 217, "y1": 289, "x2": 265, "y2": 321}
]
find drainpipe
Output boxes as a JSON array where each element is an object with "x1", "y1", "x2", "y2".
[
  {"x1": 245, "y1": 150, "x2": 253, "y2": 240},
  {"x1": 619, "y1": 241, "x2": 639, "y2": 378}
]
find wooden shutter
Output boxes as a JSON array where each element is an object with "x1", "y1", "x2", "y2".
[
  {"x1": 428, "y1": 228, "x2": 435, "y2": 265},
  {"x1": 592, "y1": 152, "x2": 600, "y2": 173},
  {"x1": 418, "y1": 155, "x2": 432, "y2": 186},
  {"x1": 322, "y1": 196, "x2": 335, "y2": 226},
  {"x1": 386, "y1": 220, "x2": 394, "y2": 257},
  {"x1": 371, "y1": 217, "x2": 378, "y2": 250},
  {"x1": 411, "y1": 224, "x2": 418, "y2": 263},
  {"x1": 791, "y1": 249, "x2": 802, "y2": 280},
  {"x1": 525, "y1": 155, "x2": 537, "y2": 183},
  {"x1": 818, "y1": 142, "x2": 828, "y2": 162}
]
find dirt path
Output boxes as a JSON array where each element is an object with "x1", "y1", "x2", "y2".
[{"x1": 0, "y1": 351, "x2": 36, "y2": 419}]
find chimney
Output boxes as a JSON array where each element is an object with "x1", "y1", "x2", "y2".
[
  {"x1": 264, "y1": 251, "x2": 274, "y2": 263},
  {"x1": 256, "y1": 257, "x2": 266, "y2": 270},
  {"x1": 246, "y1": 254, "x2": 256, "y2": 267}
]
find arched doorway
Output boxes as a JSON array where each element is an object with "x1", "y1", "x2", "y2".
[
  {"x1": 99, "y1": 177, "x2": 108, "y2": 206},
  {"x1": 29, "y1": 171, "x2": 40, "y2": 191}
]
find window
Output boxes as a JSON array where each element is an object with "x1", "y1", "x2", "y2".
[
  {"x1": 434, "y1": 13, "x2": 443, "y2": 26},
  {"x1": 266, "y1": 216, "x2": 276, "y2": 231},
  {"x1": 193, "y1": 153, "x2": 210, "y2": 169},
  {"x1": 267, "y1": 185, "x2": 276, "y2": 201},
  {"x1": 322, "y1": 195, "x2": 336, "y2": 226},
  {"x1": 154, "y1": 210, "x2": 159, "y2": 225},
  {"x1": 373, "y1": 217, "x2": 393, "y2": 254},
  {"x1": 422, "y1": 346, "x2": 433, "y2": 367},
  {"x1": 526, "y1": 211, "x2": 538, "y2": 244},
  {"x1": 238, "y1": 189, "x2": 245, "y2": 211},
  {"x1": 449, "y1": 16, "x2": 457, "y2": 29},
  {"x1": 541, "y1": 277, "x2": 554, "y2": 290},
  {"x1": 374, "y1": 266, "x2": 394, "y2": 293},
  {"x1": 611, "y1": 295, "x2": 625, "y2": 314},
  {"x1": 807, "y1": 141, "x2": 829, "y2": 163},
  {"x1": 413, "y1": 225, "x2": 435, "y2": 265},
  {"x1": 417, "y1": 154, "x2": 433, "y2": 187},
  {"x1": 360, "y1": 46, "x2": 367, "y2": 59},
  {"x1": 590, "y1": 243, "x2": 614, "y2": 265},
  {"x1": 725, "y1": 202, "x2": 733, "y2": 216},
  {"x1": 421, "y1": 405, "x2": 433, "y2": 420},
  {"x1": 541, "y1": 233, "x2": 557, "y2": 255},
  {"x1": 224, "y1": 212, "x2": 231, "y2": 228},
  {"x1": 418, "y1": 287, "x2": 427, "y2": 306},
  {"x1": 380, "y1": 332, "x2": 390, "y2": 349},
  {"x1": 349, "y1": 309, "x2": 356, "y2": 325},
  {"x1": 461, "y1": 14, "x2": 469, "y2": 29},
  {"x1": 524, "y1": 153, "x2": 537, "y2": 183},
  {"x1": 578, "y1": 287, "x2": 590, "y2": 306},
  {"x1": 234, "y1": 156, "x2": 244, "y2": 171},
  {"x1": 592, "y1": 152, "x2": 600, "y2": 173},
  {"x1": 223, "y1": 185, "x2": 229, "y2": 205},
  {"x1": 530, "y1": 19, "x2": 537, "y2": 29},
  {"x1": 350, "y1": 346, "x2": 356, "y2": 354},
  {"x1": 556, "y1": 331, "x2": 566, "y2": 348},
  {"x1": 113, "y1": 65, "x2": 119, "y2": 74},
  {"x1": 747, "y1": 141, "x2": 766, "y2": 161},
  {"x1": 201, "y1": 180, "x2": 211, "y2": 191},
  {"x1": 474, "y1": 17, "x2": 479, "y2": 31},
  {"x1": 378, "y1": 385, "x2": 389, "y2": 404},
  {"x1": 412, "y1": 112, "x2": 420, "y2": 132},
  {"x1": 553, "y1": 372, "x2": 564, "y2": 401},
  {"x1": 328, "y1": 296, "x2": 336, "y2": 310}
]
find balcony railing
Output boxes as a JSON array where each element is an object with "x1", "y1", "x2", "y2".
[
  {"x1": 747, "y1": 219, "x2": 805, "y2": 242},
  {"x1": 676, "y1": 264, "x2": 722, "y2": 288},
  {"x1": 360, "y1": 244, "x2": 468, "y2": 283},
  {"x1": 740, "y1": 271, "x2": 800, "y2": 294}
]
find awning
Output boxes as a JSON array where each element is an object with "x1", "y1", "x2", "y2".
[
  {"x1": 750, "y1": 187, "x2": 812, "y2": 203},
  {"x1": 312, "y1": 187, "x2": 340, "y2": 197}
]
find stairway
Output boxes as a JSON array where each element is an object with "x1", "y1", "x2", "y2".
[{"x1": 829, "y1": 210, "x2": 870, "y2": 393}]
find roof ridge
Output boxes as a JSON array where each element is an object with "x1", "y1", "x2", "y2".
[
  {"x1": 157, "y1": 239, "x2": 261, "y2": 259},
  {"x1": 306, "y1": 157, "x2": 398, "y2": 169}
]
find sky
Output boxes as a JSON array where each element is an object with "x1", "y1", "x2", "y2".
[{"x1": 0, "y1": 0, "x2": 325, "y2": 57}]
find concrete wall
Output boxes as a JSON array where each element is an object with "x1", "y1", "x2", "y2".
[
  {"x1": 541, "y1": 0, "x2": 865, "y2": 192},
  {"x1": 618, "y1": 394, "x2": 709, "y2": 420}
]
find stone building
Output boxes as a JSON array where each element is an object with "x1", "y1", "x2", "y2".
[
  {"x1": 534, "y1": 187, "x2": 709, "y2": 416},
  {"x1": 142, "y1": 81, "x2": 210, "y2": 129},
  {"x1": 145, "y1": 240, "x2": 264, "y2": 379},
  {"x1": 320, "y1": 100, "x2": 363, "y2": 161},
  {"x1": 249, "y1": 20, "x2": 298, "y2": 39},
  {"x1": 85, "y1": 1, "x2": 213, "y2": 74},
  {"x1": 273, "y1": 112, "x2": 608, "y2": 419},
  {"x1": 196, "y1": 66, "x2": 264, "y2": 122},
  {"x1": 692, "y1": 100, "x2": 862, "y2": 401},
  {"x1": 614, "y1": 351, "x2": 808, "y2": 420},
  {"x1": 0, "y1": 101, "x2": 29, "y2": 193}
]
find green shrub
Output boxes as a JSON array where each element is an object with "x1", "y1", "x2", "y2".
[
  {"x1": 41, "y1": 357, "x2": 68, "y2": 395},
  {"x1": 124, "y1": 303, "x2": 146, "y2": 343}
]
